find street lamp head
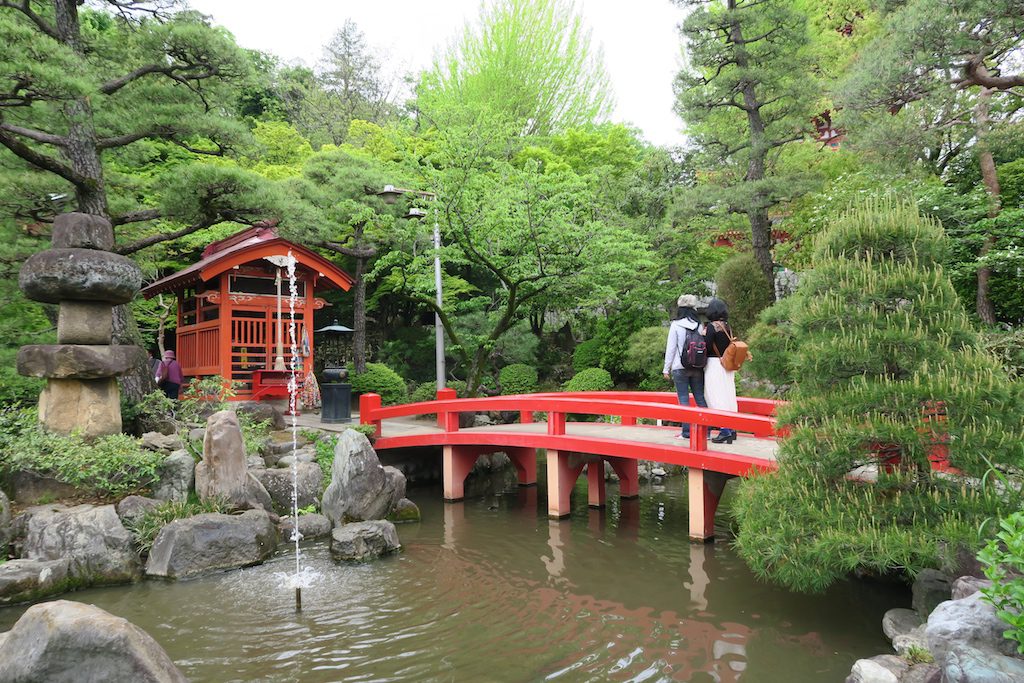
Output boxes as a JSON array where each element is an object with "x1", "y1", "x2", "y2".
[
  {"x1": 404, "y1": 207, "x2": 427, "y2": 220},
  {"x1": 376, "y1": 185, "x2": 403, "y2": 205}
]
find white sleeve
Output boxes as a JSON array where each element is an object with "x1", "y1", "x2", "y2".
[{"x1": 663, "y1": 326, "x2": 677, "y2": 374}]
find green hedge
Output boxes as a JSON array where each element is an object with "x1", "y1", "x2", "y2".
[
  {"x1": 715, "y1": 252, "x2": 776, "y2": 337},
  {"x1": 348, "y1": 363, "x2": 408, "y2": 406},
  {"x1": 499, "y1": 364, "x2": 539, "y2": 395},
  {"x1": 562, "y1": 367, "x2": 613, "y2": 392},
  {"x1": 572, "y1": 338, "x2": 603, "y2": 372}
]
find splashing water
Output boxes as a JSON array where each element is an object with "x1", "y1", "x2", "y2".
[{"x1": 278, "y1": 251, "x2": 320, "y2": 602}]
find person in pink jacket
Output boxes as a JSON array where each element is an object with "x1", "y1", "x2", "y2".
[{"x1": 155, "y1": 350, "x2": 184, "y2": 400}]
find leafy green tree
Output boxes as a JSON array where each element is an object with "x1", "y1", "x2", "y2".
[
  {"x1": 674, "y1": 0, "x2": 817, "y2": 292},
  {"x1": 838, "y1": 0, "x2": 1024, "y2": 324},
  {"x1": 715, "y1": 251, "x2": 776, "y2": 336},
  {"x1": 733, "y1": 200, "x2": 1024, "y2": 591},
  {"x1": 284, "y1": 148, "x2": 398, "y2": 374},
  {"x1": 421, "y1": 0, "x2": 613, "y2": 135}
]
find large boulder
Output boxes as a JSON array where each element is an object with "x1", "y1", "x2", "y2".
[
  {"x1": 330, "y1": 520, "x2": 401, "y2": 562},
  {"x1": 0, "y1": 600, "x2": 186, "y2": 682},
  {"x1": 237, "y1": 401, "x2": 286, "y2": 430},
  {"x1": 145, "y1": 509, "x2": 278, "y2": 579},
  {"x1": 926, "y1": 592, "x2": 1020, "y2": 662},
  {"x1": 0, "y1": 558, "x2": 72, "y2": 605},
  {"x1": 250, "y1": 463, "x2": 323, "y2": 513},
  {"x1": 321, "y1": 430, "x2": 406, "y2": 525},
  {"x1": 140, "y1": 431, "x2": 183, "y2": 453},
  {"x1": 21, "y1": 504, "x2": 141, "y2": 585},
  {"x1": 8, "y1": 471, "x2": 78, "y2": 505},
  {"x1": 151, "y1": 450, "x2": 195, "y2": 503},
  {"x1": 941, "y1": 644, "x2": 1024, "y2": 683},
  {"x1": 194, "y1": 410, "x2": 272, "y2": 511},
  {"x1": 19, "y1": 248, "x2": 141, "y2": 305},
  {"x1": 882, "y1": 608, "x2": 923, "y2": 642},
  {"x1": 17, "y1": 344, "x2": 145, "y2": 380}
]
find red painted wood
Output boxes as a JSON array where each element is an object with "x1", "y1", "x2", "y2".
[
  {"x1": 587, "y1": 464, "x2": 606, "y2": 508},
  {"x1": 548, "y1": 412, "x2": 566, "y2": 436},
  {"x1": 359, "y1": 393, "x2": 382, "y2": 437}
]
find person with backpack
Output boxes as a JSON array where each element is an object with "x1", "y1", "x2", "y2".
[
  {"x1": 704, "y1": 298, "x2": 739, "y2": 444},
  {"x1": 662, "y1": 294, "x2": 708, "y2": 439},
  {"x1": 155, "y1": 349, "x2": 184, "y2": 400}
]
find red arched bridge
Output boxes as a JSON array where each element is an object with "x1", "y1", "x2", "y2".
[{"x1": 358, "y1": 390, "x2": 783, "y2": 541}]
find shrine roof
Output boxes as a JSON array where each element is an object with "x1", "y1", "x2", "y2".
[{"x1": 141, "y1": 226, "x2": 354, "y2": 299}]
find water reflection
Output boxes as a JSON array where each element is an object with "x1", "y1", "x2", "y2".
[{"x1": 0, "y1": 477, "x2": 902, "y2": 682}]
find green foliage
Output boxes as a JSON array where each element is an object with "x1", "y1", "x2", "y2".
[
  {"x1": 746, "y1": 296, "x2": 800, "y2": 388},
  {"x1": 984, "y1": 328, "x2": 1024, "y2": 381},
  {"x1": 126, "y1": 497, "x2": 231, "y2": 555},
  {"x1": 348, "y1": 362, "x2": 407, "y2": 405},
  {"x1": 979, "y1": 512, "x2": 1024, "y2": 654},
  {"x1": 572, "y1": 338, "x2": 604, "y2": 373},
  {"x1": 999, "y1": 158, "x2": 1024, "y2": 209},
  {"x1": 422, "y1": 0, "x2": 613, "y2": 135},
  {"x1": 313, "y1": 434, "x2": 338, "y2": 491},
  {"x1": 621, "y1": 326, "x2": 669, "y2": 392},
  {"x1": 562, "y1": 367, "x2": 614, "y2": 392},
  {"x1": 715, "y1": 253, "x2": 777, "y2": 337},
  {"x1": 498, "y1": 363, "x2": 539, "y2": 395},
  {"x1": 0, "y1": 407, "x2": 162, "y2": 498},
  {"x1": 734, "y1": 199, "x2": 1024, "y2": 592}
]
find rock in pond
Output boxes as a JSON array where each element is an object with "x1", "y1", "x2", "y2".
[
  {"x1": 845, "y1": 654, "x2": 908, "y2": 683},
  {"x1": 942, "y1": 643, "x2": 1024, "y2": 683},
  {"x1": 251, "y1": 462, "x2": 323, "y2": 513},
  {"x1": 0, "y1": 600, "x2": 186, "y2": 682},
  {"x1": 279, "y1": 513, "x2": 332, "y2": 541},
  {"x1": 330, "y1": 520, "x2": 401, "y2": 562},
  {"x1": 322, "y1": 430, "x2": 406, "y2": 525},
  {"x1": 145, "y1": 509, "x2": 278, "y2": 579},
  {"x1": 21, "y1": 504, "x2": 141, "y2": 585},
  {"x1": 388, "y1": 498, "x2": 421, "y2": 524},
  {"x1": 913, "y1": 568, "x2": 952, "y2": 617},
  {"x1": 195, "y1": 410, "x2": 272, "y2": 511},
  {"x1": 882, "y1": 607, "x2": 923, "y2": 642},
  {"x1": 0, "y1": 558, "x2": 72, "y2": 605}
]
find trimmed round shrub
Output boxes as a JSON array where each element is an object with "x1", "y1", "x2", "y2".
[
  {"x1": 745, "y1": 295, "x2": 800, "y2": 387},
  {"x1": 499, "y1": 363, "x2": 539, "y2": 395},
  {"x1": 715, "y1": 251, "x2": 776, "y2": 337},
  {"x1": 348, "y1": 362, "x2": 408, "y2": 405},
  {"x1": 572, "y1": 338, "x2": 603, "y2": 372},
  {"x1": 562, "y1": 367, "x2": 613, "y2": 392}
]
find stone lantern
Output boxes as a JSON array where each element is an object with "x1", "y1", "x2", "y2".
[{"x1": 17, "y1": 213, "x2": 145, "y2": 439}]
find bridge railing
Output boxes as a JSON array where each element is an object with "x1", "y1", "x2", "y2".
[{"x1": 359, "y1": 390, "x2": 781, "y2": 450}]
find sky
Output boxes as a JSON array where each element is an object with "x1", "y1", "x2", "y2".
[{"x1": 186, "y1": 0, "x2": 690, "y2": 147}]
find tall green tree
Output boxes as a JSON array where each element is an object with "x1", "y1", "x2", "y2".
[
  {"x1": 674, "y1": 0, "x2": 816, "y2": 291},
  {"x1": 421, "y1": 0, "x2": 614, "y2": 135},
  {"x1": 839, "y1": 0, "x2": 1024, "y2": 324}
]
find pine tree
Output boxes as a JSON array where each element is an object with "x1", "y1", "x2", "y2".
[{"x1": 734, "y1": 200, "x2": 1024, "y2": 591}]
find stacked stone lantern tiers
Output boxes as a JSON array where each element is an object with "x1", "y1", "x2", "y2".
[{"x1": 17, "y1": 212, "x2": 145, "y2": 440}]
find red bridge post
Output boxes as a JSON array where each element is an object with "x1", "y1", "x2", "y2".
[
  {"x1": 359, "y1": 393, "x2": 382, "y2": 437},
  {"x1": 506, "y1": 447, "x2": 537, "y2": 487},
  {"x1": 443, "y1": 445, "x2": 478, "y2": 502},
  {"x1": 687, "y1": 469, "x2": 733, "y2": 542},
  {"x1": 546, "y1": 450, "x2": 585, "y2": 518},
  {"x1": 436, "y1": 388, "x2": 459, "y2": 431}
]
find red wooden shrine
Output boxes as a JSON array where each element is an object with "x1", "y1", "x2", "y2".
[{"x1": 142, "y1": 226, "x2": 353, "y2": 400}]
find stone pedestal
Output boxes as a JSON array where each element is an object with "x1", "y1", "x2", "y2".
[{"x1": 17, "y1": 213, "x2": 142, "y2": 440}]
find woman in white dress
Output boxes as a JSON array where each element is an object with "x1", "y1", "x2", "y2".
[{"x1": 704, "y1": 298, "x2": 738, "y2": 443}]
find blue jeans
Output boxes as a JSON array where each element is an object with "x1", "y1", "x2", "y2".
[{"x1": 671, "y1": 369, "x2": 707, "y2": 436}]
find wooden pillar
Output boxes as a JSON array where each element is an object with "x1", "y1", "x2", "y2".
[
  {"x1": 519, "y1": 410, "x2": 533, "y2": 424},
  {"x1": 587, "y1": 462, "x2": 606, "y2": 508},
  {"x1": 546, "y1": 450, "x2": 584, "y2": 519},
  {"x1": 506, "y1": 447, "x2": 537, "y2": 486},
  {"x1": 688, "y1": 469, "x2": 733, "y2": 542},
  {"x1": 443, "y1": 445, "x2": 479, "y2": 502},
  {"x1": 607, "y1": 457, "x2": 639, "y2": 499},
  {"x1": 620, "y1": 415, "x2": 637, "y2": 426}
]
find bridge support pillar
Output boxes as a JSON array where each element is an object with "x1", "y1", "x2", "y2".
[
  {"x1": 606, "y1": 457, "x2": 639, "y2": 499},
  {"x1": 688, "y1": 469, "x2": 733, "y2": 542},
  {"x1": 546, "y1": 450, "x2": 586, "y2": 519},
  {"x1": 506, "y1": 447, "x2": 537, "y2": 487},
  {"x1": 587, "y1": 463, "x2": 606, "y2": 508},
  {"x1": 443, "y1": 445, "x2": 479, "y2": 502}
]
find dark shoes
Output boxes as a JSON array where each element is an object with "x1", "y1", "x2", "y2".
[{"x1": 711, "y1": 430, "x2": 736, "y2": 444}]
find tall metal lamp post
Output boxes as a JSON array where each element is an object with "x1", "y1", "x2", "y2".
[{"x1": 376, "y1": 185, "x2": 445, "y2": 391}]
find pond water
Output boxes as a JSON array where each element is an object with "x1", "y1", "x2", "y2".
[{"x1": 0, "y1": 475, "x2": 906, "y2": 682}]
